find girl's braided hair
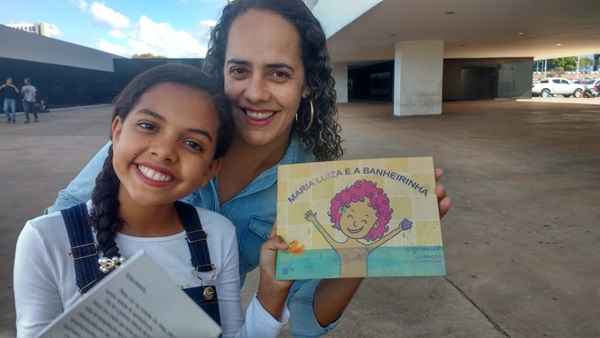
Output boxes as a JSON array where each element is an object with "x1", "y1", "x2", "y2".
[
  {"x1": 203, "y1": 0, "x2": 343, "y2": 160},
  {"x1": 90, "y1": 63, "x2": 233, "y2": 259}
]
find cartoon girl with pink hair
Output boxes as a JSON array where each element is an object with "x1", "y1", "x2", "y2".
[{"x1": 304, "y1": 180, "x2": 412, "y2": 277}]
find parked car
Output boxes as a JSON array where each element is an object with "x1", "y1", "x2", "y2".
[{"x1": 532, "y1": 78, "x2": 585, "y2": 98}]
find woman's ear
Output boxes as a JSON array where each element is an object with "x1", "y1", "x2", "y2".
[
  {"x1": 302, "y1": 87, "x2": 311, "y2": 99},
  {"x1": 111, "y1": 116, "x2": 123, "y2": 144}
]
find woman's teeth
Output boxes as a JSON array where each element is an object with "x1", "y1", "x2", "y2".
[
  {"x1": 245, "y1": 110, "x2": 275, "y2": 120},
  {"x1": 138, "y1": 165, "x2": 173, "y2": 182}
]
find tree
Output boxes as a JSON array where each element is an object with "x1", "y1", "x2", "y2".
[
  {"x1": 579, "y1": 57, "x2": 594, "y2": 71},
  {"x1": 548, "y1": 57, "x2": 577, "y2": 71},
  {"x1": 132, "y1": 53, "x2": 166, "y2": 59}
]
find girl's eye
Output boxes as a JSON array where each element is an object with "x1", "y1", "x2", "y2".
[
  {"x1": 183, "y1": 139, "x2": 204, "y2": 152},
  {"x1": 136, "y1": 121, "x2": 156, "y2": 131}
]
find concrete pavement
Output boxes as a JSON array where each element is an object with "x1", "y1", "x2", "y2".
[{"x1": 1, "y1": 100, "x2": 599, "y2": 337}]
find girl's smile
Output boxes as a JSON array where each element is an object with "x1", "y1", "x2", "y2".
[{"x1": 134, "y1": 162, "x2": 175, "y2": 188}]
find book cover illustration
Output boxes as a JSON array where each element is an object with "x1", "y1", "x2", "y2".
[{"x1": 276, "y1": 157, "x2": 446, "y2": 280}]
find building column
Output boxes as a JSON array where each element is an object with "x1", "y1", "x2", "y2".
[
  {"x1": 333, "y1": 62, "x2": 349, "y2": 103},
  {"x1": 394, "y1": 40, "x2": 444, "y2": 116}
]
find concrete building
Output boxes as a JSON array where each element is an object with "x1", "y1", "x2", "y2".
[
  {"x1": 4, "y1": 23, "x2": 54, "y2": 37},
  {"x1": 0, "y1": 25, "x2": 203, "y2": 108},
  {"x1": 308, "y1": 0, "x2": 600, "y2": 116}
]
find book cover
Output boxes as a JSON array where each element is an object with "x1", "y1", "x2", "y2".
[{"x1": 276, "y1": 157, "x2": 446, "y2": 280}]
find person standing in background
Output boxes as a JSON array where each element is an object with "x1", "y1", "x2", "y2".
[
  {"x1": 0, "y1": 78, "x2": 19, "y2": 124},
  {"x1": 21, "y1": 78, "x2": 38, "y2": 123}
]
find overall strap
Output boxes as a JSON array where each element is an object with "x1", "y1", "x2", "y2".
[
  {"x1": 61, "y1": 203, "x2": 101, "y2": 294},
  {"x1": 175, "y1": 201, "x2": 214, "y2": 273},
  {"x1": 175, "y1": 202, "x2": 221, "y2": 325}
]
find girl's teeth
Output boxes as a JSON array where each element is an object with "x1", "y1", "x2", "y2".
[{"x1": 138, "y1": 165, "x2": 173, "y2": 182}]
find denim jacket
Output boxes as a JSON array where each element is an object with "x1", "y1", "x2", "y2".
[{"x1": 49, "y1": 135, "x2": 337, "y2": 338}]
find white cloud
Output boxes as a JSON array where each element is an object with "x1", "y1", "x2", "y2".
[
  {"x1": 199, "y1": 20, "x2": 217, "y2": 29},
  {"x1": 109, "y1": 29, "x2": 126, "y2": 39},
  {"x1": 126, "y1": 16, "x2": 207, "y2": 57},
  {"x1": 44, "y1": 23, "x2": 62, "y2": 38},
  {"x1": 69, "y1": 0, "x2": 88, "y2": 11},
  {"x1": 90, "y1": 2, "x2": 130, "y2": 29},
  {"x1": 98, "y1": 39, "x2": 130, "y2": 56},
  {"x1": 75, "y1": 0, "x2": 88, "y2": 11},
  {"x1": 97, "y1": 14, "x2": 216, "y2": 58}
]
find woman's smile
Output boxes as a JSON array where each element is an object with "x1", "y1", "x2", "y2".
[{"x1": 240, "y1": 107, "x2": 278, "y2": 126}]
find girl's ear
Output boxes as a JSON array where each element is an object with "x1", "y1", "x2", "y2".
[
  {"x1": 111, "y1": 116, "x2": 123, "y2": 144},
  {"x1": 200, "y1": 159, "x2": 222, "y2": 187}
]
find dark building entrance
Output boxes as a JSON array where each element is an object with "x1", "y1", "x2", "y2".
[{"x1": 348, "y1": 61, "x2": 393, "y2": 102}]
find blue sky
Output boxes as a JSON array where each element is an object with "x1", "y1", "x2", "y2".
[{"x1": 0, "y1": 0, "x2": 228, "y2": 57}]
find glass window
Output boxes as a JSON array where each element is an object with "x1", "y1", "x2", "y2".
[
  {"x1": 541, "y1": 80, "x2": 548, "y2": 83},
  {"x1": 553, "y1": 79, "x2": 561, "y2": 84},
  {"x1": 561, "y1": 80, "x2": 569, "y2": 84}
]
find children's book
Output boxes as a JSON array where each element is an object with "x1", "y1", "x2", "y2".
[
  {"x1": 275, "y1": 157, "x2": 446, "y2": 280},
  {"x1": 38, "y1": 251, "x2": 222, "y2": 338}
]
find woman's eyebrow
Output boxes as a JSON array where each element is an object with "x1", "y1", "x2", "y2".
[
  {"x1": 227, "y1": 59, "x2": 295, "y2": 72},
  {"x1": 226, "y1": 58, "x2": 249, "y2": 66},
  {"x1": 265, "y1": 63, "x2": 295, "y2": 72}
]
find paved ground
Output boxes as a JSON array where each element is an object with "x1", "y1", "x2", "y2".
[
  {"x1": 518, "y1": 97, "x2": 600, "y2": 105},
  {"x1": 1, "y1": 100, "x2": 599, "y2": 337}
]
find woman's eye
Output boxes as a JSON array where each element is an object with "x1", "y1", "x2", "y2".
[
  {"x1": 270, "y1": 70, "x2": 291, "y2": 82},
  {"x1": 229, "y1": 67, "x2": 248, "y2": 79},
  {"x1": 183, "y1": 139, "x2": 204, "y2": 152},
  {"x1": 136, "y1": 121, "x2": 156, "y2": 131}
]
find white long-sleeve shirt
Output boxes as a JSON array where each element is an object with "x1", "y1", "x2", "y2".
[{"x1": 14, "y1": 203, "x2": 288, "y2": 338}]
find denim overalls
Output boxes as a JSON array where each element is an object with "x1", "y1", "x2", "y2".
[{"x1": 60, "y1": 202, "x2": 221, "y2": 325}]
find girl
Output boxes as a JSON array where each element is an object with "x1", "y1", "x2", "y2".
[
  {"x1": 49, "y1": 1, "x2": 452, "y2": 336},
  {"x1": 14, "y1": 64, "x2": 291, "y2": 338}
]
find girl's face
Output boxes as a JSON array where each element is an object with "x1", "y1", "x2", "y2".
[
  {"x1": 224, "y1": 9, "x2": 306, "y2": 149},
  {"x1": 111, "y1": 83, "x2": 220, "y2": 207},
  {"x1": 339, "y1": 200, "x2": 377, "y2": 239}
]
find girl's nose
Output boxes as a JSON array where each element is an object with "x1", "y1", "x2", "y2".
[{"x1": 150, "y1": 139, "x2": 177, "y2": 163}]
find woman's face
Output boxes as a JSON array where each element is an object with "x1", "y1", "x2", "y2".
[
  {"x1": 224, "y1": 9, "x2": 306, "y2": 148},
  {"x1": 111, "y1": 83, "x2": 220, "y2": 207}
]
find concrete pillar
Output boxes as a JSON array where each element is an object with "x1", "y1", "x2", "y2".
[
  {"x1": 333, "y1": 63, "x2": 349, "y2": 103},
  {"x1": 393, "y1": 40, "x2": 444, "y2": 116}
]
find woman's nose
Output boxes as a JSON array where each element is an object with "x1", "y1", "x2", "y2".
[{"x1": 244, "y1": 75, "x2": 271, "y2": 103}]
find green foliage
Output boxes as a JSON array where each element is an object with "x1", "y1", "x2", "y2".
[{"x1": 548, "y1": 57, "x2": 577, "y2": 71}]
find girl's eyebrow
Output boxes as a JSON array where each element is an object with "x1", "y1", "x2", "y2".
[
  {"x1": 138, "y1": 108, "x2": 165, "y2": 121},
  {"x1": 137, "y1": 109, "x2": 213, "y2": 142}
]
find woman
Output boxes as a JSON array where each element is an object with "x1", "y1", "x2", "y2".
[{"x1": 49, "y1": 0, "x2": 452, "y2": 336}]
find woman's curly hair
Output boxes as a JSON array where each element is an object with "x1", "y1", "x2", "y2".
[{"x1": 202, "y1": 0, "x2": 343, "y2": 161}]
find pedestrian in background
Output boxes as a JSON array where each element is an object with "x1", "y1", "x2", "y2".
[
  {"x1": 0, "y1": 78, "x2": 19, "y2": 124},
  {"x1": 21, "y1": 78, "x2": 38, "y2": 123}
]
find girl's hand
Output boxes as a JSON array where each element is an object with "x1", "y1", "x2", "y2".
[
  {"x1": 257, "y1": 229, "x2": 293, "y2": 320},
  {"x1": 435, "y1": 168, "x2": 452, "y2": 219}
]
